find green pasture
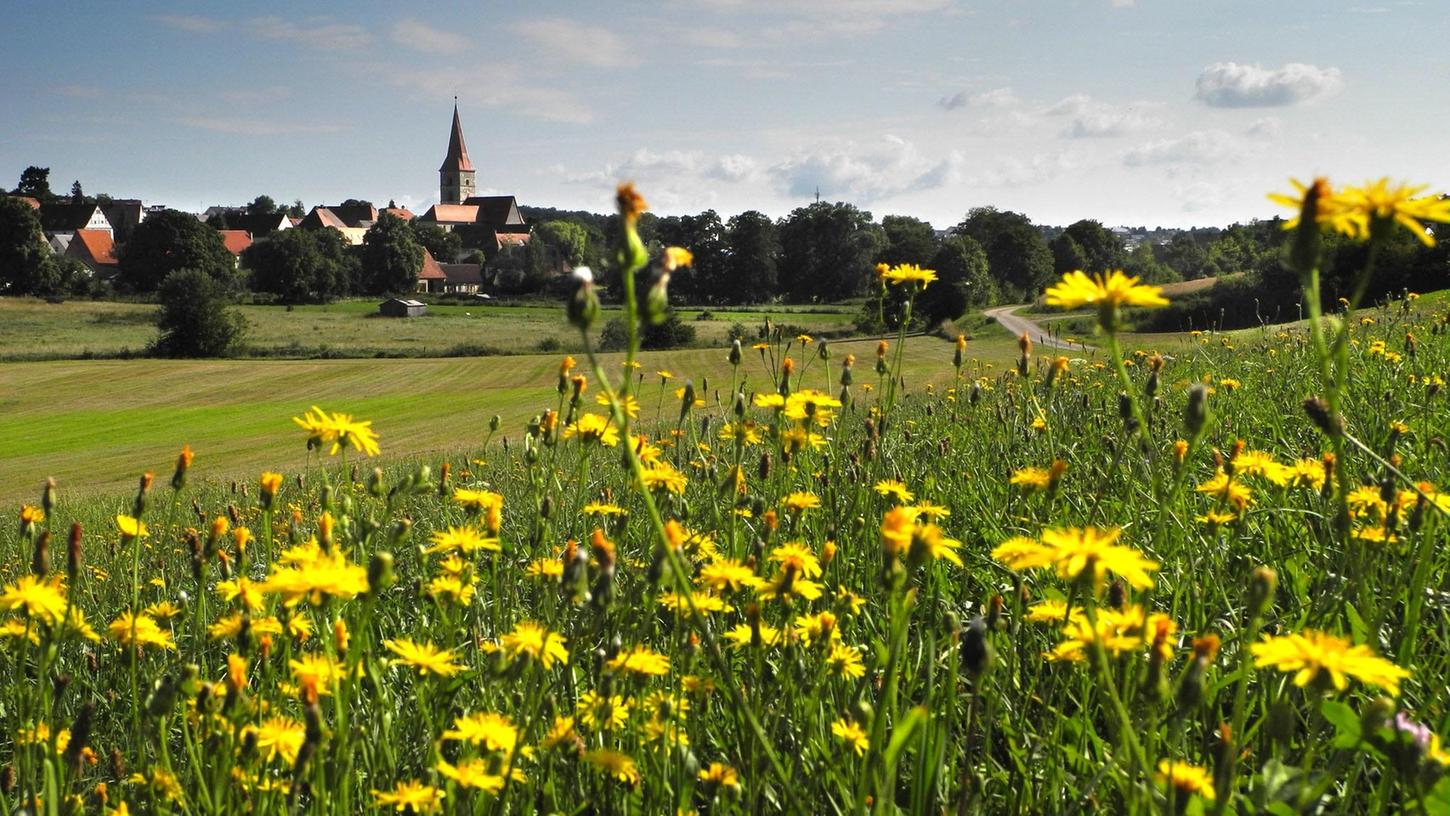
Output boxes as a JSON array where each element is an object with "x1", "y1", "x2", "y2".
[
  {"x1": 0, "y1": 297, "x2": 859, "y2": 361},
  {"x1": 0, "y1": 328, "x2": 1021, "y2": 506}
]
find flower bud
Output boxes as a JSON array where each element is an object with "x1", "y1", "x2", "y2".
[
  {"x1": 1247, "y1": 566, "x2": 1277, "y2": 618},
  {"x1": 961, "y1": 617, "x2": 994, "y2": 677},
  {"x1": 567, "y1": 267, "x2": 600, "y2": 330},
  {"x1": 1185, "y1": 383, "x2": 1209, "y2": 437}
]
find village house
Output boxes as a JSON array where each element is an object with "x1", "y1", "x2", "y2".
[
  {"x1": 39, "y1": 201, "x2": 113, "y2": 238},
  {"x1": 65, "y1": 228, "x2": 119, "y2": 275},
  {"x1": 102, "y1": 199, "x2": 146, "y2": 242}
]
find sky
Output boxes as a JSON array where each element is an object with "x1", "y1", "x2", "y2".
[{"x1": 2, "y1": 1, "x2": 1446, "y2": 230}]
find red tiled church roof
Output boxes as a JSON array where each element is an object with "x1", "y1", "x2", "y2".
[{"x1": 439, "y1": 103, "x2": 474, "y2": 173}]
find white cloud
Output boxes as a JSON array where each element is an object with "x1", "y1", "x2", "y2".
[
  {"x1": 1043, "y1": 94, "x2": 1159, "y2": 138},
  {"x1": 154, "y1": 14, "x2": 224, "y2": 33},
  {"x1": 708, "y1": 154, "x2": 761, "y2": 183},
  {"x1": 1245, "y1": 116, "x2": 1282, "y2": 140},
  {"x1": 249, "y1": 17, "x2": 371, "y2": 51},
  {"x1": 392, "y1": 19, "x2": 469, "y2": 55},
  {"x1": 510, "y1": 19, "x2": 637, "y2": 67},
  {"x1": 1176, "y1": 181, "x2": 1227, "y2": 213},
  {"x1": 966, "y1": 151, "x2": 1080, "y2": 188},
  {"x1": 1195, "y1": 62, "x2": 1343, "y2": 108},
  {"x1": 1123, "y1": 130, "x2": 1236, "y2": 166},
  {"x1": 772, "y1": 135, "x2": 962, "y2": 201},
  {"x1": 939, "y1": 87, "x2": 1017, "y2": 111}
]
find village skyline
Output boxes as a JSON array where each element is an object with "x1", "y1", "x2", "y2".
[{"x1": 3, "y1": 1, "x2": 1447, "y2": 229}]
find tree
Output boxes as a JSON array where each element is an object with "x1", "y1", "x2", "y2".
[
  {"x1": 287, "y1": 200, "x2": 306, "y2": 218},
  {"x1": 1122, "y1": 242, "x2": 1179, "y2": 284},
  {"x1": 14, "y1": 166, "x2": 52, "y2": 200},
  {"x1": 152, "y1": 268, "x2": 246, "y2": 357},
  {"x1": 1060, "y1": 219, "x2": 1124, "y2": 273},
  {"x1": 409, "y1": 221, "x2": 462, "y2": 264},
  {"x1": 69, "y1": 180, "x2": 84, "y2": 203},
  {"x1": 955, "y1": 208, "x2": 1052, "y2": 302},
  {"x1": 0, "y1": 196, "x2": 61, "y2": 295},
  {"x1": 654, "y1": 210, "x2": 727, "y2": 303},
  {"x1": 1050, "y1": 234, "x2": 1088, "y2": 276},
  {"x1": 878, "y1": 215, "x2": 940, "y2": 268},
  {"x1": 1159, "y1": 233, "x2": 1214, "y2": 280},
  {"x1": 119, "y1": 209, "x2": 238, "y2": 293},
  {"x1": 777, "y1": 202, "x2": 884, "y2": 302},
  {"x1": 918, "y1": 235, "x2": 994, "y2": 324},
  {"x1": 359, "y1": 213, "x2": 423, "y2": 295},
  {"x1": 725, "y1": 211, "x2": 779, "y2": 304},
  {"x1": 247, "y1": 195, "x2": 278, "y2": 216},
  {"x1": 243, "y1": 228, "x2": 353, "y2": 303}
]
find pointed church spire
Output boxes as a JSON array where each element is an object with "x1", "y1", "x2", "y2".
[{"x1": 440, "y1": 101, "x2": 474, "y2": 173}]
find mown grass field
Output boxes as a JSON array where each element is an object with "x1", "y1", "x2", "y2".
[
  {"x1": 0, "y1": 297, "x2": 859, "y2": 360},
  {"x1": 0, "y1": 327, "x2": 1023, "y2": 506}
]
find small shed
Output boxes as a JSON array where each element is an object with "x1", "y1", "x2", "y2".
[{"x1": 379, "y1": 298, "x2": 427, "y2": 318}]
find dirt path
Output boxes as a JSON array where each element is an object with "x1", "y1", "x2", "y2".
[{"x1": 983, "y1": 305, "x2": 1091, "y2": 351}]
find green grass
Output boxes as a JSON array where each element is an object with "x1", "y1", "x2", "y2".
[
  {"x1": 0, "y1": 330, "x2": 1021, "y2": 506},
  {"x1": 0, "y1": 297, "x2": 860, "y2": 361}
]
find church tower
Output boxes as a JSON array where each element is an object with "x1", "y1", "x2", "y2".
[{"x1": 439, "y1": 102, "x2": 476, "y2": 205}]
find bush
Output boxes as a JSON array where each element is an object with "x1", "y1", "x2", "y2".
[
  {"x1": 695, "y1": 309, "x2": 716, "y2": 321},
  {"x1": 536, "y1": 336, "x2": 563, "y2": 352},
  {"x1": 598, "y1": 318, "x2": 630, "y2": 352},
  {"x1": 641, "y1": 313, "x2": 698, "y2": 350},
  {"x1": 151, "y1": 268, "x2": 246, "y2": 358},
  {"x1": 726, "y1": 321, "x2": 750, "y2": 342}
]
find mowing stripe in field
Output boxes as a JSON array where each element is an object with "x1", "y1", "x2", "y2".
[{"x1": 0, "y1": 335, "x2": 1016, "y2": 505}]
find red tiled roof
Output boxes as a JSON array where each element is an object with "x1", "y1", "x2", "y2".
[
  {"x1": 219, "y1": 229, "x2": 253, "y2": 256},
  {"x1": 439, "y1": 104, "x2": 474, "y2": 173},
  {"x1": 14, "y1": 196, "x2": 40, "y2": 210},
  {"x1": 418, "y1": 249, "x2": 447, "y2": 280},
  {"x1": 68, "y1": 229, "x2": 118, "y2": 266},
  {"x1": 424, "y1": 204, "x2": 481, "y2": 224},
  {"x1": 382, "y1": 207, "x2": 415, "y2": 221},
  {"x1": 497, "y1": 232, "x2": 530, "y2": 247}
]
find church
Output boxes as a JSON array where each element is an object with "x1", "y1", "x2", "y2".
[{"x1": 416, "y1": 104, "x2": 531, "y2": 258}]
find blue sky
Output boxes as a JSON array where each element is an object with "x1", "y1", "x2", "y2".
[{"x1": 3, "y1": 1, "x2": 1445, "y2": 228}]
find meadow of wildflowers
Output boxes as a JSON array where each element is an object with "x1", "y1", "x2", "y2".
[{"x1": 4, "y1": 178, "x2": 1450, "y2": 814}]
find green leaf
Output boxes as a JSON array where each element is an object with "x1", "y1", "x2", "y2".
[
  {"x1": 1319, "y1": 698, "x2": 1361, "y2": 748},
  {"x1": 883, "y1": 705, "x2": 929, "y2": 769},
  {"x1": 1344, "y1": 603, "x2": 1369, "y2": 645},
  {"x1": 1424, "y1": 776, "x2": 1450, "y2": 816}
]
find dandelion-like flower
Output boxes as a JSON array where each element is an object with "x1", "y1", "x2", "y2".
[
  {"x1": 1251, "y1": 629, "x2": 1410, "y2": 695},
  {"x1": 384, "y1": 638, "x2": 462, "y2": 677},
  {"x1": 1044, "y1": 270, "x2": 1169, "y2": 312},
  {"x1": 372, "y1": 780, "x2": 443, "y2": 813},
  {"x1": 991, "y1": 526, "x2": 1158, "y2": 591},
  {"x1": 585, "y1": 749, "x2": 641, "y2": 786},
  {"x1": 606, "y1": 645, "x2": 671, "y2": 677},
  {"x1": 443, "y1": 712, "x2": 517, "y2": 752},
  {"x1": 0, "y1": 575, "x2": 68, "y2": 625},
  {"x1": 107, "y1": 611, "x2": 176, "y2": 651},
  {"x1": 831, "y1": 718, "x2": 869, "y2": 756},
  {"x1": 1155, "y1": 760, "x2": 1216, "y2": 802},
  {"x1": 879, "y1": 263, "x2": 937, "y2": 288},
  {"x1": 496, "y1": 620, "x2": 569, "y2": 669}
]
